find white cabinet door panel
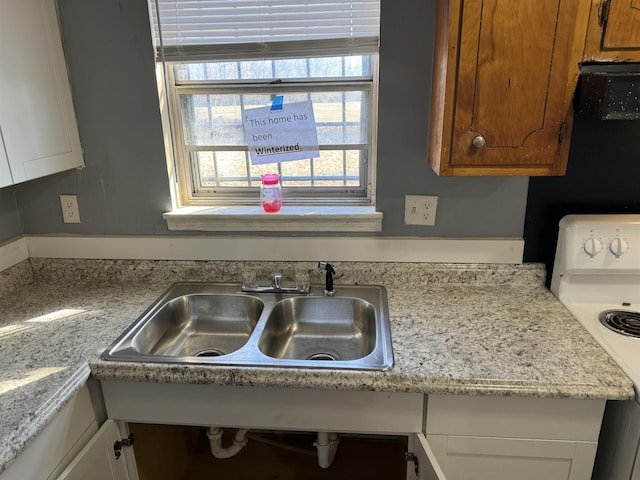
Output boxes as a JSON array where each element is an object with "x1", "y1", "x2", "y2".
[
  {"x1": 427, "y1": 434, "x2": 597, "y2": 480},
  {"x1": 57, "y1": 420, "x2": 131, "y2": 480},
  {"x1": 0, "y1": 385, "x2": 97, "y2": 480},
  {"x1": 407, "y1": 434, "x2": 448, "y2": 480},
  {"x1": 0, "y1": 0, "x2": 83, "y2": 185}
]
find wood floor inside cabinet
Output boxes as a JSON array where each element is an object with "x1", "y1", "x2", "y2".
[{"x1": 130, "y1": 423, "x2": 407, "y2": 480}]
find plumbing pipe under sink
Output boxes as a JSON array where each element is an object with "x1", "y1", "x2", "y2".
[
  {"x1": 207, "y1": 427, "x2": 249, "y2": 459},
  {"x1": 206, "y1": 427, "x2": 340, "y2": 468},
  {"x1": 315, "y1": 432, "x2": 340, "y2": 468}
]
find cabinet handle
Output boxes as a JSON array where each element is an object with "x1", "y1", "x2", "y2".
[{"x1": 472, "y1": 135, "x2": 486, "y2": 148}]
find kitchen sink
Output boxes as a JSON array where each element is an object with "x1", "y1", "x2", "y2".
[{"x1": 102, "y1": 282, "x2": 393, "y2": 371}]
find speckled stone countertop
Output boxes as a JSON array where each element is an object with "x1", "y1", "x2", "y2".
[{"x1": 0, "y1": 259, "x2": 635, "y2": 474}]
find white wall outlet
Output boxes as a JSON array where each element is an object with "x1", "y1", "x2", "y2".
[
  {"x1": 60, "y1": 194, "x2": 81, "y2": 224},
  {"x1": 404, "y1": 195, "x2": 438, "y2": 226}
]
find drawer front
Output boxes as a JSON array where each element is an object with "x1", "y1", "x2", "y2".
[{"x1": 426, "y1": 395, "x2": 605, "y2": 441}]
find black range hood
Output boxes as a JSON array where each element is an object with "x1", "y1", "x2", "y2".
[{"x1": 575, "y1": 63, "x2": 640, "y2": 120}]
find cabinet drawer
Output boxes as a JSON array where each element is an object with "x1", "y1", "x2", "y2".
[{"x1": 426, "y1": 395, "x2": 605, "y2": 441}]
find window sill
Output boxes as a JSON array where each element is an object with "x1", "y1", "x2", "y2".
[{"x1": 163, "y1": 206, "x2": 383, "y2": 232}]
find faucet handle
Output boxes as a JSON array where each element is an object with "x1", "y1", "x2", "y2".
[
  {"x1": 241, "y1": 270, "x2": 257, "y2": 289},
  {"x1": 271, "y1": 271, "x2": 282, "y2": 289}
]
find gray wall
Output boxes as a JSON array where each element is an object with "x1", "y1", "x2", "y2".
[
  {"x1": 13, "y1": 0, "x2": 528, "y2": 238},
  {"x1": 15, "y1": 0, "x2": 171, "y2": 236},
  {"x1": 0, "y1": 187, "x2": 22, "y2": 243}
]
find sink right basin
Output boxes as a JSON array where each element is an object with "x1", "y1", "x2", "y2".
[{"x1": 258, "y1": 297, "x2": 377, "y2": 361}]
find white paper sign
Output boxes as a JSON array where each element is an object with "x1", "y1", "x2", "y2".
[{"x1": 243, "y1": 99, "x2": 320, "y2": 165}]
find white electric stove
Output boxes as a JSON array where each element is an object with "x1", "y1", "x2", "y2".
[{"x1": 551, "y1": 214, "x2": 640, "y2": 480}]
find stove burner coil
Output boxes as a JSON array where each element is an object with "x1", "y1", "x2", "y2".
[{"x1": 599, "y1": 310, "x2": 640, "y2": 338}]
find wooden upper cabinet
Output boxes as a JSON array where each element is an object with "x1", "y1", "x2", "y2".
[
  {"x1": 584, "y1": 0, "x2": 640, "y2": 61},
  {"x1": 429, "y1": 0, "x2": 590, "y2": 176}
]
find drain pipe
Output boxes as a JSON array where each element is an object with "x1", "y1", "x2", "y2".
[
  {"x1": 206, "y1": 427, "x2": 249, "y2": 459},
  {"x1": 314, "y1": 432, "x2": 339, "y2": 468}
]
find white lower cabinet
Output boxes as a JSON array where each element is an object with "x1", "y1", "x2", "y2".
[
  {"x1": 99, "y1": 382, "x2": 606, "y2": 480},
  {"x1": 5, "y1": 382, "x2": 606, "y2": 480},
  {"x1": 1, "y1": 385, "x2": 98, "y2": 480},
  {"x1": 99, "y1": 381, "x2": 425, "y2": 435},
  {"x1": 409, "y1": 394, "x2": 606, "y2": 480},
  {"x1": 1, "y1": 384, "x2": 136, "y2": 480},
  {"x1": 407, "y1": 433, "x2": 447, "y2": 480},
  {"x1": 101, "y1": 380, "x2": 425, "y2": 479},
  {"x1": 422, "y1": 435, "x2": 597, "y2": 480},
  {"x1": 56, "y1": 420, "x2": 133, "y2": 480}
]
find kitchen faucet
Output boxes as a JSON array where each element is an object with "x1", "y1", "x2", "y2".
[
  {"x1": 241, "y1": 270, "x2": 309, "y2": 294},
  {"x1": 240, "y1": 263, "x2": 336, "y2": 295}
]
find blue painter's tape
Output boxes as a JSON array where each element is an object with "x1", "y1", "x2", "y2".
[{"x1": 270, "y1": 95, "x2": 284, "y2": 111}]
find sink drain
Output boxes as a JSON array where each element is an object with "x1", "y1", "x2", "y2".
[
  {"x1": 194, "y1": 349, "x2": 225, "y2": 358},
  {"x1": 306, "y1": 352, "x2": 338, "y2": 361}
]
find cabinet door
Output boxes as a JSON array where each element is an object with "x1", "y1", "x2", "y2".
[
  {"x1": 602, "y1": 0, "x2": 640, "y2": 49},
  {"x1": 407, "y1": 434, "x2": 448, "y2": 480},
  {"x1": 583, "y1": 0, "x2": 640, "y2": 61},
  {"x1": 0, "y1": 385, "x2": 98, "y2": 480},
  {"x1": 450, "y1": 0, "x2": 581, "y2": 175},
  {"x1": 429, "y1": 0, "x2": 589, "y2": 176},
  {"x1": 56, "y1": 420, "x2": 132, "y2": 480},
  {"x1": 0, "y1": 0, "x2": 84, "y2": 185},
  {"x1": 426, "y1": 435, "x2": 597, "y2": 480}
]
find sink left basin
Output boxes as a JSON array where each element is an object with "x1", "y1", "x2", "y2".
[
  {"x1": 130, "y1": 294, "x2": 264, "y2": 357},
  {"x1": 103, "y1": 283, "x2": 265, "y2": 361}
]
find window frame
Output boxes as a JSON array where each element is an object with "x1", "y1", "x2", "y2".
[{"x1": 165, "y1": 56, "x2": 379, "y2": 208}]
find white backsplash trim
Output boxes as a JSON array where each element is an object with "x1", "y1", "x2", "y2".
[
  {"x1": 0, "y1": 237, "x2": 29, "y2": 271},
  {"x1": 23, "y1": 235, "x2": 524, "y2": 264}
]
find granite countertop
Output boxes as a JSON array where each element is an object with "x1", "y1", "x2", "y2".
[{"x1": 0, "y1": 259, "x2": 635, "y2": 474}]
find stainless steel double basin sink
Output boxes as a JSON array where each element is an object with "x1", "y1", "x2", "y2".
[{"x1": 102, "y1": 282, "x2": 393, "y2": 371}]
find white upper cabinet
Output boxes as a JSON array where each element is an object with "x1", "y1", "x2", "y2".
[
  {"x1": 0, "y1": 0, "x2": 84, "y2": 187},
  {"x1": 0, "y1": 134, "x2": 11, "y2": 188}
]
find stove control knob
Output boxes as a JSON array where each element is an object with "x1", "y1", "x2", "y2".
[
  {"x1": 609, "y1": 237, "x2": 629, "y2": 258},
  {"x1": 583, "y1": 237, "x2": 602, "y2": 257}
]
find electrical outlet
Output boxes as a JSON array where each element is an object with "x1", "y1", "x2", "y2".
[
  {"x1": 404, "y1": 195, "x2": 438, "y2": 226},
  {"x1": 60, "y1": 194, "x2": 81, "y2": 224}
]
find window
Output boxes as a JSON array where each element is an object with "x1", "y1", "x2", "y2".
[
  {"x1": 151, "y1": 1, "x2": 380, "y2": 210},
  {"x1": 168, "y1": 56, "x2": 375, "y2": 205}
]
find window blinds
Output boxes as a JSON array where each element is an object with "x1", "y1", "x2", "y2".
[{"x1": 150, "y1": 0, "x2": 380, "y2": 61}]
